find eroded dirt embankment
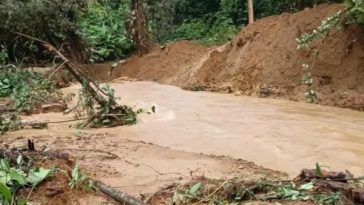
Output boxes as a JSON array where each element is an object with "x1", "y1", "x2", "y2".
[{"x1": 112, "y1": 3, "x2": 364, "y2": 110}]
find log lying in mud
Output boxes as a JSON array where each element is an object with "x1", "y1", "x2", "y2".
[
  {"x1": 93, "y1": 180, "x2": 148, "y2": 205},
  {"x1": 297, "y1": 169, "x2": 349, "y2": 182}
]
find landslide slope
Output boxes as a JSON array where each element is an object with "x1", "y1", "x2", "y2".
[{"x1": 116, "y1": 4, "x2": 364, "y2": 109}]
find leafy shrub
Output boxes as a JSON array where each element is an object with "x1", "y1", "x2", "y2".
[
  {"x1": 174, "y1": 17, "x2": 238, "y2": 45},
  {"x1": 174, "y1": 21, "x2": 210, "y2": 40},
  {"x1": 0, "y1": 0, "x2": 87, "y2": 63},
  {"x1": 77, "y1": 3, "x2": 134, "y2": 62},
  {"x1": 345, "y1": 0, "x2": 364, "y2": 24},
  {"x1": 0, "y1": 71, "x2": 61, "y2": 112},
  {"x1": 0, "y1": 158, "x2": 53, "y2": 204}
]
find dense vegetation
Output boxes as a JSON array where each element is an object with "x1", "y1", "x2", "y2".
[{"x1": 0, "y1": 0, "x2": 347, "y2": 65}]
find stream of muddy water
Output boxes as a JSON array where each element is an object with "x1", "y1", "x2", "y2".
[{"x1": 22, "y1": 81, "x2": 364, "y2": 176}]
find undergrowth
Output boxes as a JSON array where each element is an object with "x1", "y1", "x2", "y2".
[
  {"x1": 172, "y1": 17, "x2": 238, "y2": 45},
  {"x1": 77, "y1": 2, "x2": 134, "y2": 62},
  {"x1": 172, "y1": 177, "x2": 346, "y2": 205},
  {"x1": 0, "y1": 157, "x2": 53, "y2": 205},
  {"x1": 0, "y1": 69, "x2": 63, "y2": 134},
  {"x1": 0, "y1": 70, "x2": 62, "y2": 113}
]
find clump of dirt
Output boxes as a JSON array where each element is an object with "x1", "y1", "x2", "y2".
[
  {"x1": 115, "y1": 4, "x2": 364, "y2": 110},
  {"x1": 113, "y1": 40, "x2": 208, "y2": 85}
]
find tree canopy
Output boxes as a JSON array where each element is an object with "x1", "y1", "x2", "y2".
[{"x1": 0, "y1": 0, "x2": 354, "y2": 64}]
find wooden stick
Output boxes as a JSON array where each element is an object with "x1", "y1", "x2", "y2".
[{"x1": 93, "y1": 180, "x2": 148, "y2": 205}]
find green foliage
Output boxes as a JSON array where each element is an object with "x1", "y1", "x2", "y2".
[
  {"x1": 0, "y1": 70, "x2": 61, "y2": 112},
  {"x1": 296, "y1": 0, "x2": 364, "y2": 104},
  {"x1": 314, "y1": 192, "x2": 344, "y2": 205},
  {"x1": 0, "y1": 0, "x2": 86, "y2": 63},
  {"x1": 0, "y1": 114, "x2": 21, "y2": 135},
  {"x1": 75, "y1": 84, "x2": 139, "y2": 128},
  {"x1": 77, "y1": 2, "x2": 134, "y2": 62},
  {"x1": 146, "y1": 0, "x2": 341, "y2": 45},
  {"x1": 174, "y1": 17, "x2": 238, "y2": 45},
  {"x1": 345, "y1": 0, "x2": 364, "y2": 24},
  {"x1": 276, "y1": 182, "x2": 312, "y2": 201},
  {"x1": 297, "y1": 11, "x2": 342, "y2": 49},
  {"x1": 69, "y1": 165, "x2": 88, "y2": 190},
  {"x1": 170, "y1": 176, "x2": 348, "y2": 205},
  {"x1": 173, "y1": 182, "x2": 202, "y2": 204},
  {"x1": 301, "y1": 64, "x2": 318, "y2": 103},
  {"x1": 0, "y1": 158, "x2": 52, "y2": 205},
  {"x1": 316, "y1": 163, "x2": 323, "y2": 177}
]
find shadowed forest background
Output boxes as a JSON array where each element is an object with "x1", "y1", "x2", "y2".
[{"x1": 0, "y1": 0, "x2": 344, "y2": 65}]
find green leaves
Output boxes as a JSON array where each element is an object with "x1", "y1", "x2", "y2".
[
  {"x1": 69, "y1": 165, "x2": 88, "y2": 189},
  {"x1": 0, "y1": 70, "x2": 61, "y2": 115},
  {"x1": 0, "y1": 182, "x2": 11, "y2": 202},
  {"x1": 297, "y1": 10, "x2": 342, "y2": 49},
  {"x1": 299, "y1": 182, "x2": 314, "y2": 191},
  {"x1": 315, "y1": 163, "x2": 323, "y2": 178},
  {"x1": 0, "y1": 158, "x2": 52, "y2": 205},
  {"x1": 77, "y1": 3, "x2": 134, "y2": 62},
  {"x1": 187, "y1": 182, "x2": 202, "y2": 197},
  {"x1": 277, "y1": 182, "x2": 313, "y2": 201},
  {"x1": 346, "y1": 0, "x2": 364, "y2": 24},
  {"x1": 27, "y1": 167, "x2": 53, "y2": 186},
  {"x1": 9, "y1": 168, "x2": 26, "y2": 186},
  {"x1": 172, "y1": 182, "x2": 203, "y2": 204}
]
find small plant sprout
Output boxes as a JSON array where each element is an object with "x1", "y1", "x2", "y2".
[{"x1": 69, "y1": 164, "x2": 89, "y2": 190}]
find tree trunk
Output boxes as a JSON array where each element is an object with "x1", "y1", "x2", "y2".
[
  {"x1": 129, "y1": 0, "x2": 151, "y2": 56},
  {"x1": 247, "y1": 0, "x2": 254, "y2": 24}
]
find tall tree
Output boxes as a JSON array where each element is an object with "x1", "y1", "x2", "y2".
[
  {"x1": 129, "y1": 0, "x2": 151, "y2": 56},
  {"x1": 247, "y1": 0, "x2": 254, "y2": 24}
]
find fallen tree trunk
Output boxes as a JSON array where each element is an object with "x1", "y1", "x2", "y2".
[{"x1": 93, "y1": 180, "x2": 148, "y2": 205}]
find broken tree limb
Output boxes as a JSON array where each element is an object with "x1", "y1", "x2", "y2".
[
  {"x1": 13, "y1": 32, "x2": 109, "y2": 108},
  {"x1": 12, "y1": 32, "x2": 140, "y2": 129},
  {"x1": 93, "y1": 180, "x2": 148, "y2": 205}
]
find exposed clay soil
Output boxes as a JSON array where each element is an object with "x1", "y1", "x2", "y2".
[
  {"x1": 114, "y1": 3, "x2": 364, "y2": 110},
  {"x1": 112, "y1": 41, "x2": 208, "y2": 85}
]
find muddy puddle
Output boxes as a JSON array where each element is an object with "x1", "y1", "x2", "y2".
[{"x1": 10, "y1": 81, "x2": 364, "y2": 178}]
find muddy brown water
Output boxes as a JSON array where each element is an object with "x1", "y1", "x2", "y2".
[{"x1": 12, "y1": 81, "x2": 364, "y2": 178}]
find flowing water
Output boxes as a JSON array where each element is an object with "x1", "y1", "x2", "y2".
[{"x1": 38, "y1": 81, "x2": 364, "y2": 176}]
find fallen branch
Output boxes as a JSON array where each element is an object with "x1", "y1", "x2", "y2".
[
  {"x1": 93, "y1": 180, "x2": 148, "y2": 205},
  {"x1": 12, "y1": 32, "x2": 140, "y2": 129},
  {"x1": 13, "y1": 32, "x2": 108, "y2": 107}
]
